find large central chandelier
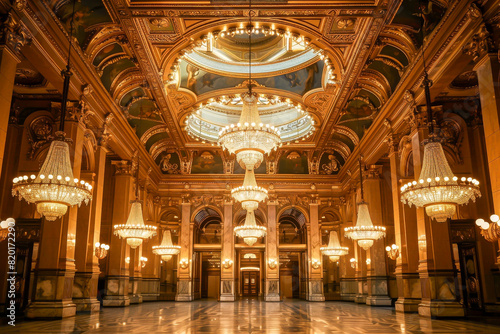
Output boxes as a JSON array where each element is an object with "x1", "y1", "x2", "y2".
[
  {"x1": 218, "y1": 92, "x2": 281, "y2": 170},
  {"x1": 321, "y1": 231, "x2": 349, "y2": 262},
  {"x1": 231, "y1": 168, "x2": 268, "y2": 211},
  {"x1": 153, "y1": 229, "x2": 181, "y2": 261},
  {"x1": 114, "y1": 159, "x2": 157, "y2": 248},
  {"x1": 234, "y1": 209, "x2": 266, "y2": 246},
  {"x1": 345, "y1": 157, "x2": 386, "y2": 250},
  {"x1": 12, "y1": 2, "x2": 92, "y2": 221},
  {"x1": 400, "y1": 31, "x2": 480, "y2": 222}
]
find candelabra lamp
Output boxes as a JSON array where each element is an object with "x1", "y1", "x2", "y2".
[
  {"x1": 180, "y1": 258, "x2": 189, "y2": 269},
  {"x1": 268, "y1": 258, "x2": 278, "y2": 269},
  {"x1": 311, "y1": 259, "x2": 321, "y2": 269},
  {"x1": 385, "y1": 244, "x2": 400, "y2": 260},
  {"x1": 0, "y1": 218, "x2": 14, "y2": 242},
  {"x1": 350, "y1": 258, "x2": 357, "y2": 269},
  {"x1": 94, "y1": 242, "x2": 110, "y2": 260},
  {"x1": 476, "y1": 215, "x2": 500, "y2": 242},
  {"x1": 222, "y1": 259, "x2": 233, "y2": 269}
]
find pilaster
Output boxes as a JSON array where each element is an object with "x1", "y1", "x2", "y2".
[
  {"x1": 265, "y1": 199, "x2": 280, "y2": 301},
  {"x1": 220, "y1": 199, "x2": 235, "y2": 301}
]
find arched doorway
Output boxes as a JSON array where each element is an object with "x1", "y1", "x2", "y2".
[
  {"x1": 278, "y1": 208, "x2": 307, "y2": 300},
  {"x1": 193, "y1": 207, "x2": 222, "y2": 300}
]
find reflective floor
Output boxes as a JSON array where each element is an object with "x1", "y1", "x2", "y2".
[{"x1": 2, "y1": 299, "x2": 500, "y2": 333}]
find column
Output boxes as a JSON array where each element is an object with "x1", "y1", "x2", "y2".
[
  {"x1": 128, "y1": 245, "x2": 143, "y2": 304},
  {"x1": 363, "y1": 165, "x2": 392, "y2": 306},
  {"x1": 410, "y1": 107, "x2": 464, "y2": 317},
  {"x1": 0, "y1": 30, "x2": 22, "y2": 180},
  {"x1": 307, "y1": 200, "x2": 325, "y2": 301},
  {"x1": 265, "y1": 199, "x2": 280, "y2": 301},
  {"x1": 102, "y1": 160, "x2": 133, "y2": 307},
  {"x1": 72, "y1": 144, "x2": 108, "y2": 312},
  {"x1": 176, "y1": 201, "x2": 193, "y2": 301},
  {"x1": 141, "y1": 196, "x2": 161, "y2": 301},
  {"x1": 25, "y1": 108, "x2": 86, "y2": 318},
  {"x1": 387, "y1": 134, "x2": 421, "y2": 312},
  {"x1": 475, "y1": 53, "x2": 500, "y2": 311},
  {"x1": 220, "y1": 199, "x2": 236, "y2": 301}
]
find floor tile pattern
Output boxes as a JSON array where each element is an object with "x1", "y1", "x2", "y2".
[{"x1": 2, "y1": 299, "x2": 500, "y2": 333}]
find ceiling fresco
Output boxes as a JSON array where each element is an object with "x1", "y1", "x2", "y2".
[{"x1": 41, "y1": 0, "x2": 450, "y2": 175}]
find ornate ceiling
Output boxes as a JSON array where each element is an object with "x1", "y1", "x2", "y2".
[{"x1": 10, "y1": 0, "x2": 495, "y2": 181}]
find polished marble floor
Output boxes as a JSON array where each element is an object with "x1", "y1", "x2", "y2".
[{"x1": 2, "y1": 299, "x2": 500, "y2": 333}]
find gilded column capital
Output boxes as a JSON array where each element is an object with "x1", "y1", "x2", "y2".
[
  {"x1": 364, "y1": 165, "x2": 383, "y2": 179},
  {"x1": 0, "y1": 12, "x2": 31, "y2": 57},
  {"x1": 462, "y1": 25, "x2": 495, "y2": 63},
  {"x1": 384, "y1": 133, "x2": 399, "y2": 157},
  {"x1": 111, "y1": 160, "x2": 133, "y2": 176}
]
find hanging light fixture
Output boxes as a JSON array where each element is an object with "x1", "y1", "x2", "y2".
[
  {"x1": 231, "y1": 168, "x2": 268, "y2": 211},
  {"x1": 320, "y1": 231, "x2": 349, "y2": 262},
  {"x1": 12, "y1": 0, "x2": 92, "y2": 221},
  {"x1": 399, "y1": 8, "x2": 480, "y2": 222},
  {"x1": 345, "y1": 156, "x2": 386, "y2": 250},
  {"x1": 152, "y1": 229, "x2": 181, "y2": 261},
  {"x1": 217, "y1": 0, "x2": 281, "y2": 170},
  {"x1": 114, "y1": 158, "x2": 157, "y2": 248},
  {"x1": 234, "y1": 209, "x2": 266, "y2": 246}
]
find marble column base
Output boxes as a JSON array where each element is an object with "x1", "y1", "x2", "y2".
[
  {"x1": 176, "y1": 279, "x2": 193, "y2": 301},
  {"x1": 395, "y1": 298, "x2": 420, "y2": 313},
  {"x1": 418, "y1": 300, "x2": 465, "y2": 318},
  {"x1": 366, "y1": 295, "x2": 392, "y2": 306},
  {"x1": 484, "y1": 303, "x2": 500, "y2": 314},
  {"x1": 264, "y1": 279, "x2": 280, "y2": 302},
  {"x1": 103, "y1": 295, "x2": 130, "y2": 307},
  {"x1": 26, "y1": 301, "x2": 76, "y2": 319},
  {"x1": 340, "y1": 278, "x2": 357, "y2": 301},
  {"x1": 307, "y1": 279, "x2": 325, "y2": 301},
  {"x1": 73, "y1": 271, "x2": 100, "y2": 313},
  {"x1": 142, "y1": 293, "x2": 159, "y2": 301},
  {"x1": 73, "y1": 298, "x2": 100, "y2": 312},
  {"x1": 220, "y1": 279, "x2": 235, "y2": 301}
]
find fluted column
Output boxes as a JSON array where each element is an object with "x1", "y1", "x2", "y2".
[
  {"x1": 387, "y1": 134, "x2": 420, "y2": 312},
  {"x1": 363, "y1": 165, "x2": 392, "y2": 306},
  {"x1": 307, "y1": 200, "x2": 324, "y2": 301},
  {"x1": 265, "y1": 198, "x2": 280, "y2": 301},
  {"x1": 176, "y1": 200, "x2": 193, "y2": 301},
  {"x1": 103, "y1": 160, "x2": 133, "y2": 307},
  {"x1": 220, "y1": 198, "x2": 235, "y2": 301}
]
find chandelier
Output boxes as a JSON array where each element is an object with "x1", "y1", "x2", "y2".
[
  {"x1": 234, "y1": 209, "x2": 266, "y2": 246},
  {"x1": 320, "y1": 231, "x2": 349, "y2": 262},
  {"x1": 399, "y1": 11, "x2": 480, "y2": 222},
  {"x1": 400, "y1": 139, "x2": 480, "y2": 222},
  {"x1": 114, "y1": 158, "x2": 156, "y2": 248},
  {"x1": 12, "y1": 139, "x2": 93, "y2": 221},
  {"x1": 218, "y1": 92, "x2": 281, "y2": 170},
  {"x1": 11, "y1": 3, "x2": 92, "y2": 221},
  {"x1": 231, "y1": 168, "x2": 268, "y2": 211},
  {"x1": 344, "y1": 157, "x2": 386, "y2": 250},
  {"x1": 152, "y1": 230, "x2": 181, "y2": 261}
]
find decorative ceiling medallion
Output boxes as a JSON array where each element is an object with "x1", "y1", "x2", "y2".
[{"x1": 449, "y1": 71, "x2": 478, "y2": 90}]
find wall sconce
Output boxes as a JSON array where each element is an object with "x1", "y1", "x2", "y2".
[
  {"x1": 311, "y1": 259, "x2": 321, "y2": 269},
  {"x1": 140, "y1": 256, "x2": 148, "y2": 268},
  {"x1": 67, "y1": 233, "x2": 76, "y2": 247},
  {"x1": 0, "y1": 218, "x2": 14, "y2": 242},
  {"x1": 268, "y1": 258, "x2": 278, "y2": 269},
  {"x1": 385, "y1": 244, "x2": 400, "y2": 260},
  {"x1": 94, "y1": 242, "x2": 110, "y2": 260},
  {"x1": 350, "y1": 258, "x2": 356, "y2": 269},
  {"x1": 222, "y1": 259, "x2": 233, "y2": 269},
  {"x1": 418, "y1": 235, "x2": 426, "y2": 252},
  {"x1": 179, "y1": 258, "x2": 189, "y2": 269},
  {"x1": 366, "y1": 258, "x2": 371, "y2": 265},
  {"x1": 477, "y1": 215, "x2": 500, "y2": 242},
  {"x1": 125, "y1": 256, "x2": 130, "y2": 264}
]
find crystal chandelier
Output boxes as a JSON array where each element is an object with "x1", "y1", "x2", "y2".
[
  {"x1": 234, "y1": 209, "x2": 266, "y2": 246},
  {"x1": 12, "y1": 2, "x2": 91, "y2": 221},
  {"x1": 152, "y1": 229, "x2": 181, "y2": 261},
  {"x1": 399, "y1": 13, "x2": 480, "y2": 222},
  {"x1": 231, "y1": 168, "x2": 268, "y2": 211},
  {"x1": 400, "y1": 139, "x2": 480, "y2": 222},
  {"x1": 218, "y1": 92, "x2": 281, "y2": 170},
  {"x1": 344, "y1": 157, "x2": 386, "y2": 250},
  {"x1": 114, "y1": 159, "x2": 157, "y2": 248},
  {"x1": 320, "y1": 231, "x2": 349, "y2": 262}
]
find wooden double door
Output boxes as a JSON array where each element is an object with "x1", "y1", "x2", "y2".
[{"x1": 241, "y1": 271, "x2": 259, "y2": 296}]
